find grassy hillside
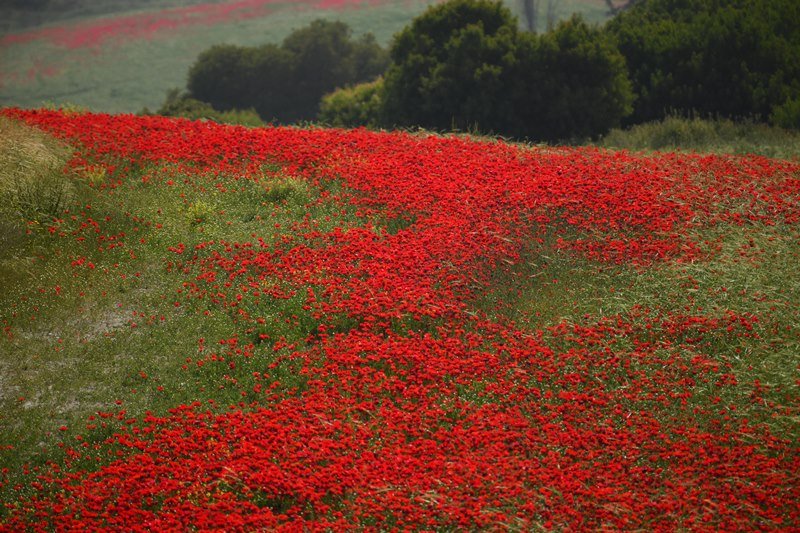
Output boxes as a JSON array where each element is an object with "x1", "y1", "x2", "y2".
[
  {"x1": 1, "y1": 109, "x2": 798, "y2": 529},
  {"x1": 0, "y1": 113, "x2": 351, "y2": 481},
  {"x1": 0, "y1": 0, "x2": 616, "y2": 114}
]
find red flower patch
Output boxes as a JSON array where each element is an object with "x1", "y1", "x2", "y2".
[{"x1": 1, "y1": 108, "x2": 798, "y2": 530}]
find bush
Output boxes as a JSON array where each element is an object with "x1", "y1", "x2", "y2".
[
  {"x1": 771, "y1": 96, "x2": 800, "y2": 130},
  {"x1": 382, "y1": 0, "x2": 521, "y2": 134},
  {"x1": 280, "y1": 20, "x2": 387, "y2": 122},
  {"x1": 381, "y1": 0, "x2": 632, "y2": 142},
  {"x1": 186, "y1": 20, "x2": 389, "y2": 124},
  {"x1": 511, "y1": 14, "x2": 633, "y2": 141},
  {"x1": 40, "y1": 101, "x2": 88, "y2": 114},
  {"x1": 606, "y1": 0, "x2": 800, "y2": 126},
  {"x1": 154, "y1": 89, "x2": 264, "y2": 127},
  {"x1": 319, "y1": 78, "x2": 384, "y2": 128}
]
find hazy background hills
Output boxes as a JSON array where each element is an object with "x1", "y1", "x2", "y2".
[{"x1": 0, "y1": 0, "x2": 615, "y2": 114}]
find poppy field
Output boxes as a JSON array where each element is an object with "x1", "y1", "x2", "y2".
[{"x1": 0, "y1": 108, "x2": 798, "y2": 530}]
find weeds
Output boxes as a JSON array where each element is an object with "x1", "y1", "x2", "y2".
[
  {"x1": 0, "y1": 117, "x2": 74, "y2": 222},
  {"x1": 600, "y1": 115, "x2": 800, "y2": 159}
]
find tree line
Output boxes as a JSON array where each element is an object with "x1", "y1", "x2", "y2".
[{"x1": 160, "y1": 0, "x2": 800, "y2": 141}]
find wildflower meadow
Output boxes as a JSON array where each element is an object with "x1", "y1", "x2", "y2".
[{"x1": 0, "y1": 109, "x2": 798, "y2": 530}]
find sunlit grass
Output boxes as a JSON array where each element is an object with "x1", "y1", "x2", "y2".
[
  {"x1": 0, "y1": 124, "x2": 366, "y2": 495},
  {"x1": 599, "y1": 116, "x2": 800, "y2": 160},
  {"x1": 477, "y1": 220, "x2": 800, "y2": 438}
]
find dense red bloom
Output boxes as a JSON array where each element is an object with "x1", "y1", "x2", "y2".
[{"x1": 1, "y1": 109, "x2": 798, "y2": 530}]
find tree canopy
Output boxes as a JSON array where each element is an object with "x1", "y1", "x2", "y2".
[
  {"x1": 186, "y1": 19, "x2": 388, "y2": 124},
  {"x1": 606, "y1": 0, "x2": 800, "y2": 124},
  {"x1": 510, "y1": 14, "x2": 633, "y2": 140},
  {"x1": 180, "y1": 0, "x2": 799, "y2": 139},
  {"x1": 378, "y1": 0, "x2": 632, "y2": 141},
  {"x1": 382, "y1": 0, "x2": 521, "y2": 134}
]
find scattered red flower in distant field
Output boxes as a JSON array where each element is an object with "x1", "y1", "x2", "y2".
[{"x1": 0, "y1": 0, "x2": 396, "y2": 50}]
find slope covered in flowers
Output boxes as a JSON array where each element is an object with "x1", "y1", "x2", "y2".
[{"x1": 1, "y1": 109, "x2": 799, "y2": 530}]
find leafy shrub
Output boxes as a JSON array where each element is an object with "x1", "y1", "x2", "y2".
[
  {"x1": 381, "y1": 0, "x2": 632, "y2": 142},
  {"x1": 771, "y1": 96, "x2": 800, "y2": 130},
  {"x1": 186, "y1": 20, "x2": 388, "y2": 124},
  {"x1": 263, "y1": 177, "x2": 310, "y2": 206},
  {"x1": 40, "y1": 101, "x2": 88, "y2": 114},
  {"x1": 185, "y1": 200, "x2": 214, "y2": 225},
  {"x1": 382, "y1": 0, "x2": 521, "y2": 135},
  {"x1": 606, "y1": 0, "x2": 800, "y2": 126},
  {"x1": 510, "y1": 14, "x2": 633, "y2": 141},
  {"x1": 319, "y1": 78, "x2": 385, "y2": 128},
  {"x1": 186, "y1": 44, "x2": 271, "y2": 117},
  {"x1": 153, "y1": 89, "x2": 264, "y2": 127}
]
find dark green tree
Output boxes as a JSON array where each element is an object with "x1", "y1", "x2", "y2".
[
  {"x1": 511, "y1": 14, "x2": 633, "y2": 141},
  {"x1": 382, "y1": 0, "x2": 632, "y2": 141},
  {"x1": 185, "y1": 19, "x2": 388, "y2": 124},
  {"x1": 606, "y1": 0, "x2": 800, "y2": 125},
  {"x1": 382, "y1": 0, "x2": 522, "y2": 134},
  {"x1": 187, "y1": 44, "x2": 263, "y2": 113},
  {"x1": 247, "y1": 44, "x2": 295, "y2": 121},
  {"x1": 280, "y1": 19, "x2": 387, "y2": 122}
]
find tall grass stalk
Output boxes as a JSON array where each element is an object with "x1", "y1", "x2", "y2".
[{"x1": 599, "y1": 116, "x2": 800, "y2": 159}]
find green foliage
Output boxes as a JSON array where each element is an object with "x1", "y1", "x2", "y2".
[
  {"x1": 606, "y1": 0, "x2": 800, "y2": 126},
  {"x1": 262, "y1": 176, "x2": 310, "y2": 206},
  {"x1": 771, "y1": 95, "x2": 800, "y2": 130},
  {"x1": 511, "y1": 14, "x2": 633, "y2": 141},
  {"x1": 39, "y1": 101, "x2": 88, "y2": 114},
  {"x1": 186, "y1": 19, "x2": 389, "y2": 124},
  {"x1": 381, "y1": 1, "x2": 632, "y2": 142},
  {"x1": 186, "y1": 44, "x2": 274, "y2": 115},
  {"x1": 185, "y1": 200, "x2": 214, "y2": 225},
  {"x1": 382, "y1": 0, "x2": 521, "y2": 134},
  {"x1": 0, "y1": 116, "x2": 73, "y2": 223},
  {"x1": 599, "y1": 115, "x2": 800, "y2": 159},
  {"x1": 319, "y1": 78, "x2": 385, "y2": 128},
  {"x1": 152, "y1": 89, "x2": 264, "y2": 127},
  {"x1": 280, "y1": 20, "x2": 387, "y2": 122}
]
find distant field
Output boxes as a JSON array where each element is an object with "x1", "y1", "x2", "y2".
[{"x1": 0, "y1": 0, "x2": 615, "y2": 114}]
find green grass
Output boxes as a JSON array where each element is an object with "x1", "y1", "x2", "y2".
[
  {"x1": 599, "y1": 116, "x2": 800, "y2": 160},
  {"x1": 0, "y1": 1, "x2": 439, "y2": 114},
  {"x1": 477, "y1": 220, "x2": 800, "y2": 437},
  {"x1": 1, "y1": 106, "x2": 797, "y2": 524},
  {"x1": 0, "y1": 119, "x2": 367, "y2": 492},
  {"x1": 0, "y1": 0, "x2": 615, "y2": 114}
]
